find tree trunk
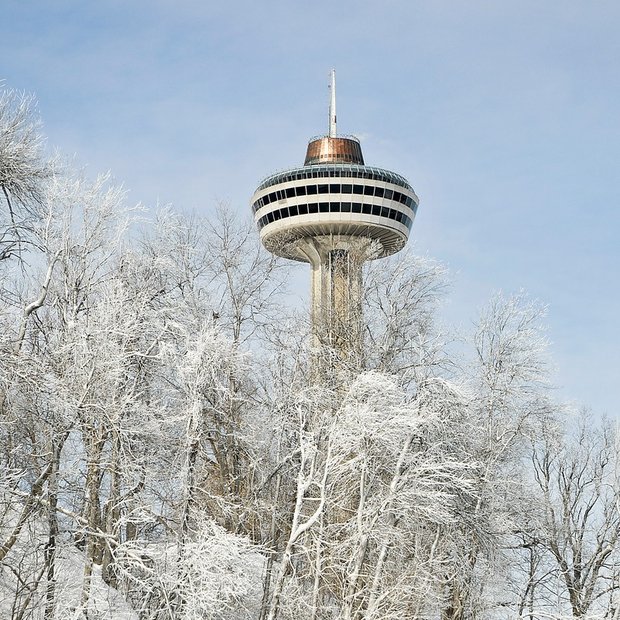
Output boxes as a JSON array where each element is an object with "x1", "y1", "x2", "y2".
[
  {"x1": 102, "y1": 429, "x2": 121, "y2": 588},
  {"x1": 44, "y1": 438, "x2": 64, "y2": 620},
  {"x1": 80, "y1": 427, "x2": 106, "y2": 614}
]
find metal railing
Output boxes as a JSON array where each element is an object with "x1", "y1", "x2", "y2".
[
  {"x1": 307, "y1": 134, "x2": 361, "y2": 144},
  {"x1": 254, "y1": 164, "x2": 413, "y2": 193}
]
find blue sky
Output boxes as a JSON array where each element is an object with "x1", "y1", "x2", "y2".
[{"x1": 3, "y1": 0, "x2": 619, "y2": 415}]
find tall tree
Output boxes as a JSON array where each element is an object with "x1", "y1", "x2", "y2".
[
  {"x1": 438, "y1": 293, "x2": 552, "y2": 619},
  {"x1": 528, "y1": 412, "x2": 620, "y2": 618},
  {"x1": 0, "y1": 89, "x2": 53, "y2": 264}
]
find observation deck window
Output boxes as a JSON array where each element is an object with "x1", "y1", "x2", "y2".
[
  {"x1": 256, "y1": 201, "x2": 414, "y2": 231},
  {"x1": 253, "y1": 181, "x2": 417, "y2": 216}
]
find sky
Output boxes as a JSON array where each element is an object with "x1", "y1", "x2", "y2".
[{"x1": 2, "y1": 0, "x2": 619, "y2": 416}]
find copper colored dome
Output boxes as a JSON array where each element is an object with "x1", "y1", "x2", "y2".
[{"x1": 304, "y1": 136, "x2": 364, "y2": 166}]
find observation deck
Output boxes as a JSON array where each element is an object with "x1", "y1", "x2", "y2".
[{"x1": 250, "y1": 157, "x2": 419, "y2": 262}]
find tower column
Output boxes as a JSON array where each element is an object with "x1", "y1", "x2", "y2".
[{"x1": 298, "y1": 236, "x2": 374, "y2": 366}]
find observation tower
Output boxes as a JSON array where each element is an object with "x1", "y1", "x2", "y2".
[{"x1": 251, "y1": 71, "x2": 418, "y2": 359}]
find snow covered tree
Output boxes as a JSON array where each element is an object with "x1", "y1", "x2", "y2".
[
  {"x1": 525, "y1": 412, "x2": 620, "y2": 618},
  {"x1": 363, "y1": 251, "x2": 449, "y2": 383},
  {"x1": 1, "y1": 83, "x2": 617, "y2": 620},
  {"x1": 436, "y1": 293, "x2": 553, "y2": 619},
  {"x1": 0, "y1": 89, "x2": 53, "y2": 265},
  {"x1": 260, "y1": 371, "x2": 475, "y2": 620}
]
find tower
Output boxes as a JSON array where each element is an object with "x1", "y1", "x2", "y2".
[{"x1": 251, "y1": 71, "x2": 418, "y2": 362}]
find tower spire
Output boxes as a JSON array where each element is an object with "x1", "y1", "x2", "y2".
[{"x1": 328, "y1": 69, "x2": 337, "y2": 137}]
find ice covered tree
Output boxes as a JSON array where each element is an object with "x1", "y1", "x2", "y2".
[
  {"x1": 0, "y1": 89, "x2": 53, "y2": 265},
  {"x1": 1, "y1": 82, "x2": 617, "y2": 620},
  {"x1": 525, "y1": 412, "x2": 620, "y2": 618},
  {"x1": 436, "y1": 293, "x2": 553, "y2": 619},
  {"x1": 260, "y1": 371, "x2": 475, "y2": 620}
]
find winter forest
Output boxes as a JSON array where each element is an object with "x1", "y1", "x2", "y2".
[{"x1": 0, "y1": 86, "x2": 618, "y2": 620}]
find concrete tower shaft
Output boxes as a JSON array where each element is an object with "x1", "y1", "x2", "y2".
[{"x1": 296, "y1": 235, "x2": 374, "y2": 354}]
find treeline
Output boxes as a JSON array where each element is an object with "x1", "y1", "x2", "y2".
[{"x1": 0, "y1": 88, "x2": 618, "y2": 620}]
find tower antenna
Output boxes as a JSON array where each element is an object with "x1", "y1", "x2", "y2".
[{"x1": 328, "y1": 69, "x2": 337, "y2": 137}]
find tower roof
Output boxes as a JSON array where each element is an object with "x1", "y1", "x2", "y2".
[{"x1": 304, "y1": 136, "x2": 364, "y2": 165}]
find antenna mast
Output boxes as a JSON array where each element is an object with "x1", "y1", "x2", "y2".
[{"x1": 329, "y1": 69, "x2": 337, "y2": 137}]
